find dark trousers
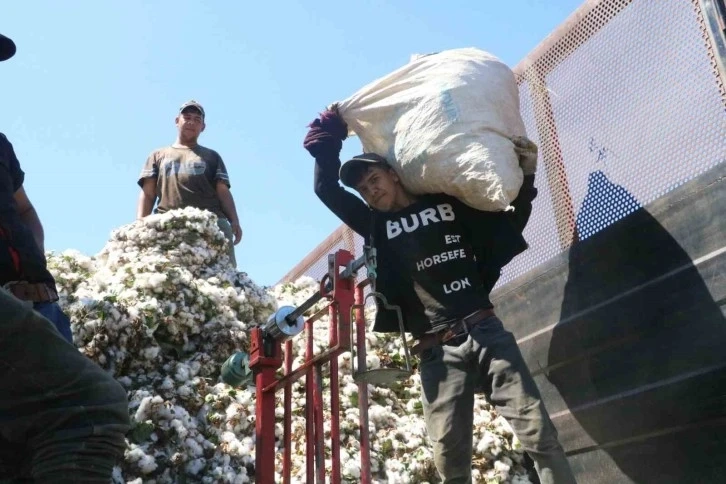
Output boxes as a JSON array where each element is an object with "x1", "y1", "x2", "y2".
[
  {"x1": 419, "y1": 316, "x2": 576, "y2": 484},
  {"x1": 0, "y1": 289, "x2": 130, "y2": 483}
]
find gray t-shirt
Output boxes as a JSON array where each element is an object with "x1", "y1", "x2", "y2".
[{"x1": 138, "y1": 145, "x2": 230, "y2": 218}]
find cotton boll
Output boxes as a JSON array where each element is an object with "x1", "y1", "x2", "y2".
[
  {"x1": 159, "y1": 377, "x2": 174, "y2": 390},
  {"x1": 137, "y1": 453, "x2": 158, "y2": 474},
  {"x1": 343, "y1": 459, "x2": 361, "y2": 480},
  {"x1": 473, "y1": 408, "x2": 493, "y2": 426},
  {"x1": 171, "y1": 419, "x2": 189, "y2": 439},
  {"x1": 174, "y1": 364, "x2": 191, "y2": 382},
  {"x1": 185, "y1": 437, "x2": 204, "y2": 457},
  {"x1": 134, "y1": 396, "x2": 162, "y2": 422},
  {"x1": 494, "y1": 458, "x2": 511, "y2": 476},
  {"x1": 365, "y1": 354, "x2": 381, "y2": 369},
  {"x1": 142, "y1": 346, "x2": 160, "y2": 360},
  {"x1": 117, "y1": 376, "x2": 133, "y2": 388},
  {"x1": 186, "y1": 458, "x2": 207, "y2": 475}
]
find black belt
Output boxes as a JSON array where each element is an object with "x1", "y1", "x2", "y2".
[{"x1": 411, "y1": 308, "x2": 495, "y2": 356}]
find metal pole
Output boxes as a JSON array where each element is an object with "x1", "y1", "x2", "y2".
[
  {"x1": 282, "y1": 339, "x2": 293, "y2": 484},
  {"x1": 354, "y1": 285, "x2": 372, "y2": 484},
  {"x1": 249, "y1": 328, "x2": 282, "y2": 484},
  {"x1": 255, "y1": 366, "x2": 278, "y2": 484},
  {"x1": 284, "y1": 253, "x2": 368, "y2": 325},
  {"x1": 313, "y1": 364, "x2": 326, "y2": 484},
  {"x1": 285, "y1": 290, "x2": 323, "y2": 325},
  {"x1": 305, "y1": 320, "x2": 315, "y2": 483},
  {"x1": 329, "y1": 304, "x2": 342, "y2": 484}
]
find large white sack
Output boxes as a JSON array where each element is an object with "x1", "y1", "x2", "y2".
[{"x1": 336, "y1": 47, "x2": 529, "y2": 212}]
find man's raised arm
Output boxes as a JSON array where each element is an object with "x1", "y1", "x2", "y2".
[{"x1": 304, "y1": 107, "x2": 372, "y2": 238}]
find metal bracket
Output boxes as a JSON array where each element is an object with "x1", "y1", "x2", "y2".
[{"x1": 349, "y1": 290, "x2": 413, "y2": 387}]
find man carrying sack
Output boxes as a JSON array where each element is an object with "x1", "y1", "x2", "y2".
[{"x1": 303, "y1": 105, "x2": 576, "y2": 484}]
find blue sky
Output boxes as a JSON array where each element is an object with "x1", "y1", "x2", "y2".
[{"x1": 3, "y1": 0, "x2": 583, "y2": 286}]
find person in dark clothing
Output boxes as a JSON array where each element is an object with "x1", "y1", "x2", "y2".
[
  {"x1": 0, "y1": 131, "x2": 72, "y2": 343},
  {"x1": 304, "y1": 106, "x2": 575, "y2": 484},
  {"x1": 0, "y1": 31, "x2": 131, "y2": 483},
  {"x1": 0, "y1": 36, "x2": 72, "y2": 343}
]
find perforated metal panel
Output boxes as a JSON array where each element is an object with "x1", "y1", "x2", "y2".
[
  {"x1": 277, "y1": 226, "x2": 369, "y2": 290},
  {"x1": 280, "y1": 236, "x2": 347, "y2": 285},
  {"x1": 498, "y1": 0, "x2": 726, "y2": 287},
  {"x1": 280, "y1": 0, "x2": 726, "y2": 293},
  {"x1": 496, "y1": 80, "x2": 564, "y2": 284}
]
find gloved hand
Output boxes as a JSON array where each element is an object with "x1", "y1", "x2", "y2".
[
  {"x1": 511, "y1": 136, "x2": 538, "y2": 176},
  {"x1": 303, "y1": 103, "x2": 349, "y2": 159}
]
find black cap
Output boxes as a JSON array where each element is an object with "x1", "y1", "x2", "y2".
[
  {"x1": 339, "y1": 153, "x2": 390, "y2": 187},
  {"x1": 0, "y1": 33, "x2": 17, "y2": 62}
]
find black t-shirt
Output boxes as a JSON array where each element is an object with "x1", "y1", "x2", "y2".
[
  {"x1": 0, "y1": 133, "x2": 56, "y2": 286},
  {"x1": 377, "y1": 195, "x2": 492, "y2": 335},
  {"x1": 312, "y1": 153, "x2": 536, "y2": 335}
]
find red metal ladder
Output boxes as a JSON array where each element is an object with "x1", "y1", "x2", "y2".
[{"x1": 248, "y1": 249, "x2": 373, "y2": 484}]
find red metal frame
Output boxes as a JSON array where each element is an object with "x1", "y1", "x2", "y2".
[{"x1": 249, "y1": 249, "x2": 371, "y2": 484}]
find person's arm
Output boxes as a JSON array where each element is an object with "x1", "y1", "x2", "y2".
[
  {"x1": 136, "y1": 152, "x2": 159, "y2": 219},
  {"x1": 509, "y1": 174, "x2": 538, "y2": 233},
  {"x1": 212, "y1": 155, "x2": 241, "y2": 244},
  {"x1": 216, "y1": 181, "x2": 242, "y2": 244},
  {"x1": 456, "y1": 140, "x2": 540, "y2": 290},
  {"x1": 510, "y1": 136, "x2": 539, "y2": 233},
  {"x1": 136, "y1": 178, "x2": 157, "y2": 219},
  {"x1": 305, "y1": 107, "x2": 372, "y2": 238},
  {"x1": 13, "y1": 186, "x2": 44, "y2": 253},
  {"x1": 1, "y1": 134, "x2": 45, "y2": 253},
  {"x1": 313, "y1": 155, "x2": 372, "y2": 237},
  {"x1": 455, "y1": 194, "x2": 531, "y2": 293}
]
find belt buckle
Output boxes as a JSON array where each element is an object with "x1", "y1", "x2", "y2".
[{"x1": 440, "y1": 320, "x2": 468, "y2": 343}]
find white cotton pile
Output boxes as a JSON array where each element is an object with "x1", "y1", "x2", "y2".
[{"x1": 48, "y1": 207, "x2": 531, "y2": 483}]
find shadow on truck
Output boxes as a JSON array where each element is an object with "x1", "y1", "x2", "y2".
[{"x1": 544, "y1": 168, "x2": 726, "y2": 483}]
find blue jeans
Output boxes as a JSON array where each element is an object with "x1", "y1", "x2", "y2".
[
  {"x1": 419, "y1": 316, "x2": 576, "y2": 484},
  {"x1": 33, "y1": 302, "x2": 73, "y2": 343}
]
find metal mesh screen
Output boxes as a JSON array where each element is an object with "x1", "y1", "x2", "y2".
[
  {"x1": 498, "y1": 0, "x2": 726, "y2": 286},
  {"x1": 277, "y1": 228, "x2": 350, "y2": 286},
  {"x1": 279, "y1": 0, "x2": 726, "y2": 291},
  {"x1": 276, "y1": 227, "x2": 369, "y2": 289},
  {"x1": 549, "y1": 0, "x2": 725, "y2": 235},
  {"x1": 498, "y1": 80, "x2": 565, "y2": 284}
]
